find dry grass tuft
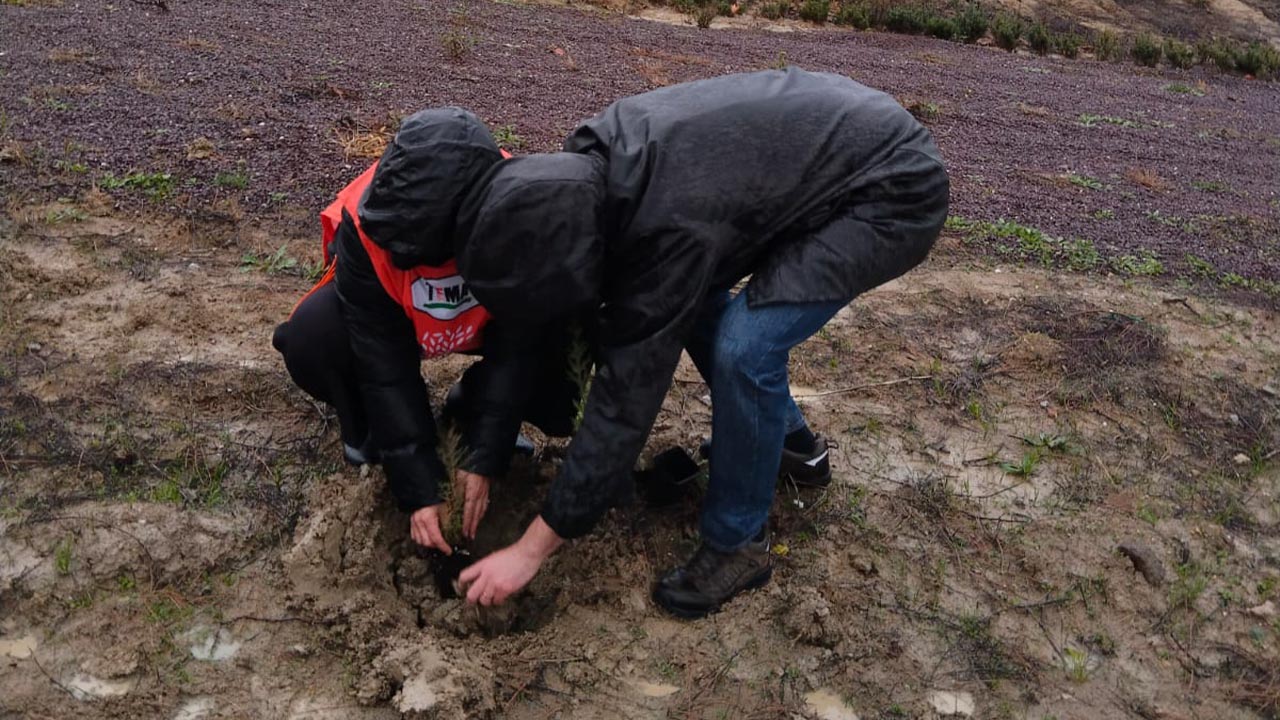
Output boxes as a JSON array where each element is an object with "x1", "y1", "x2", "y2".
[
  {"x1": 1124, "y1": 167, "x2": 1170, "y2": 191},
  {"x1": 332, "y1": 118, "x2": 396, "y2": 160}
]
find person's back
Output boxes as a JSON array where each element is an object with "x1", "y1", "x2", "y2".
[{"x1": 564, "y1": 68, "x2": 936, "y2": 289}]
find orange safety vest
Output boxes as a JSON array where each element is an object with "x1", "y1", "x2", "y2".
[{"x1": 301, "y1": 157, "x2": 504, "y2": 359}]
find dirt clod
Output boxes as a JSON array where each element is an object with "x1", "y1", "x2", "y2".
[{"x1": 1118, "y1": 542, "x2": 1167, "y2": 587}]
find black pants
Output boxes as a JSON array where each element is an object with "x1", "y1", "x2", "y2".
[{"x1": 272, "y1": 282, "x2": 577, "y2": 451}]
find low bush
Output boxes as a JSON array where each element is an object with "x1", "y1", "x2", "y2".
[
  {"x1": 835, "y1": 2, "x2": 871, "y2": 28},
  {"x1": 884, "y1": 4, "x2": 929, "y2": 33},
  {"x1": 1094, "y1": 29, "x2": 1122, "y2": 61},
  {"x1": 1132, "y1": 32, "x2": 1162, "y2": 66},
  {"x1": 1027, "y1": 22, "x2": 1052, "y2": 55},
  {"x1": 799, "y1": 0, "x2": 830, "y2": 22},
  {"x1": 1163, "y1": 38, "x2": 1196, "y2": 69},
  {"x1": 926, "y1": 15, "x2": 959, "y2": 40},
  {"x1": 1055, "y1": 31, "x2": 1081, "y2": 58},
  {"x1": 991, "y1": 13, "x2": 1023, "y2": 51},
  {"x1": 1235, "y1": 41, "x2": 1280, "y2": 77}
]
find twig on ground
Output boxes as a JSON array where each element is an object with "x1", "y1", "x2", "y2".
[{"x1": 793, "y1": 375, "x2": 933, "y2": 399}]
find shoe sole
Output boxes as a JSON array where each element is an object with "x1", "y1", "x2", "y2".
[{"x1": 653, "y1": 566, "x2": 774, "y2": 620}]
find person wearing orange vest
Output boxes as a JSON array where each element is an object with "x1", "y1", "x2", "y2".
[{"x1": 272, "y1": 109, "x2": 579, "y2": 553}]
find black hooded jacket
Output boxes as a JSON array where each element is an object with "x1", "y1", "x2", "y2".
[
  {"x1": 458, "y1": 69, "x2": 950, "y2": 539},
  {"x1": 334, "y1": 108, "x2": 528, "y2": 512}
]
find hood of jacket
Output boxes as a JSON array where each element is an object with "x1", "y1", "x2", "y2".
[
  {"x1": 357, "y1": 107, "x2": 502, "y2": 268},
  {"x1": 456, "y1": 152, "x2": 606, "y2": 324}
]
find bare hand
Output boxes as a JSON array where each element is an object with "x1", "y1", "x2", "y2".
[
  {"x1": 458, "y1": 470, "x2": 491, "y2": 540},
  {"x1": 409, "y1": 505, "x2": 451, "y2": 554},
  {"x1": 458, "y1": 543, "x2": 542, "y2": 606},
  {"x1": 458, "y1": 516, "x2": 564, "y2": 606}
]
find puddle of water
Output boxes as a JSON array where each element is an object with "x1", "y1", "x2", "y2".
[
  {"x1": 173, "y1": 697, "x2": 214, "y2": 720},
  {"x1": 630, "y1": 679, "x2": 680, "y2": 698},
  {"x1": 0, "y1": 634, "x2": 38, "y2": 659},
  {"x1": 805, "y1": 689, "x2": 860, "y2": 720},
  {"x1": 64, "y1": 673, "x2": 136, "y2": 701},
  {"x1": 183, "y1": 625, "x2": 242, "y2": 662}
]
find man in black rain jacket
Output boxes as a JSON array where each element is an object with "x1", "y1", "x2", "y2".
[{"x1": 451, "y1": 68, "x2": 950, "y2": 617}]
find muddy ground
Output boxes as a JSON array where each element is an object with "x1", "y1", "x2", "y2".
[{"x1": 2, "y1": 1, "x2": 1279, "y2": 719}]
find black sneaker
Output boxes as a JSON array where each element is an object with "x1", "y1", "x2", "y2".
[
  {"x1": 698, "y1": 435, "x2": 833, "y2": 488},
  {"x1": 652, "y1": 536, "x2": 773, "y2": 619}
]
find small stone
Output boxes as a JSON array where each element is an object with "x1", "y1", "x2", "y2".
[
  {"x1": 289, "y1": 644, "x2": 312, "y2": 657},
  {"x1": 26, "y1": 342, "x2": 41, "y2": 352},
  {"x1": 1229, "y1": 414, "x2": 1241, "y2": 425},
  {"x1": 804, "y1": 689, "x2": 860, "y2": 720},
  {"x1": 851, "y1": 556, "x2": 877, "y2": 576},
  {"x1": 929, "y1": 690, "x2": 975, "y2": 717},
  {"x1": 1233, "y1": 453, "x2": 1251, "y2": 466},
  {"x1": 188, "y1": 262, "x2": 200, "y2": 271},
  {"x1": 1248, "y1": 600, "x2": 1276, "y2": 618},
  {"x1": 1040, "y1": 400, "x2": 1049, "y2": 408}
]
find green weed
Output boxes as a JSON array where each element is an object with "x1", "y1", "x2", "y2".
[
  {"x1": 1110, "y1": 251, "x2": 1164, "y2": 276},
  {"x1": 954, "y1": 3, "x2": 987, "y2": 42},
  {"x1": 1137, "y1": 504, "x2": 1160, "y2": 525},
  {"x1": 991, "y1": 13, "x2": 1022, "y2": 51},
  {"x1": 44, "y1": 207, "x2": 87, "y2": 224},
  {"x1": 213, "y1": 171, "x2": 249, "y2": 190},
  {"x1": 798, "y1": 0, "x2": 830, "y2": 23},
  {"x1": 835, "y1": 2, "x2": 871, "y2": 28},
  {"x1": 491, "y1": 123, "x2": 523, "y2": 149},
  {"x1": 1027, "y1": 22, "x2": 1051, "y2": 55},
  {"x1": 926, "y1": 16, "x2": 959, "y2": 41},
  {"x1": 1068, "y1": 174, "x2": 1103, "y2": 190},
  {"x1": 1000, "y1": 450, "x2": 1041, "y2": 477},
  {"x1": 1094, "y1": 29, "x2": 1122, "y2": 61},
  {"x1": 1077, "y1": 114, "x2": 1140, "y2": 128},
  {"x1": 54, "y1": 537, "x2": 74, "y2": 575},
  {"x1": 241, "y1": 245, "x2": 299, "y2": 274},
  {"x1": 1169, "y1": 562, "x2": 1208, "y2": 611},
  {"x1": 1063, "y1": 646, "x2": 1090, "y2": 682},
  {"x1": 1190, "y1": 179, "x2": 1226, "y2": 192},
  {"x1": 1163, "y1": 38, "x2": 1196, "y2": 69},
  {"x1": 1092, "y1": 209, "x2": 1115, "y2": 220},
  {"x1": 1055, "y1": 32, "x2": 1082, "y2": 58},
  {"x1": 758, "y1": 1, "x2": 788, "y2": 19},
  {"x1": 1132, "y1": 33, "x2": 1162, "y2": 66},
  {"x1": 99, "y1": 171, "x2": 176, "y2": 200}
]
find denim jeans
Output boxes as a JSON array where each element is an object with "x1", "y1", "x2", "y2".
[{"x1": 684, "y1": 289, "x2": 850, "y2": 551}]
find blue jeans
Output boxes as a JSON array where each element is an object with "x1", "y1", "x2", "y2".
[{"x1": 684, "y1": 290, "x2": 850, "y2": 551}]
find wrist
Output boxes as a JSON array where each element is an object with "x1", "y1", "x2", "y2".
[{"x1": 517, "y1": 515, "x2": 564, "y2": 561}]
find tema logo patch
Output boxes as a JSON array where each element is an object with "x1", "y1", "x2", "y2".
[{"x1": 410, "y1": 276, "x2": 479, "y2": 320}]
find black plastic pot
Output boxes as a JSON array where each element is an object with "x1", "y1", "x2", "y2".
[
  {"x1": 420, "y1": 546, "x2": 476, "y2": 599},
  {"x1": 635, "y1": 447, "x2": 701, "y2": 508}
]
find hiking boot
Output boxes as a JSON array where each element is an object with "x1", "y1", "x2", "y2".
[
  {"x1": 698, "y1": 434, "x2": 833, "y2": 488},
  {"x1": 652, "y1": 535, "x2": 773, "y2": 619},
  {"x1": 778, "y1": 434, "x2": 832, "y2": 487}
]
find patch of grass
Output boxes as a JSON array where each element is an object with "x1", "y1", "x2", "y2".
[
  {"x1": 1163, "y1": 38, "x2": 1196, "y2": 69},
  {"x1": 954, "y1": 3, "x2": 987, "y2": 42},
  {"x1": 1169, "y1": 562, "x2": 1208, "y2": 612},
  {"x1": 1063, "y1": 646, "x2": 1090, "y2": 682},
  {"x1": 117, "y1": 573, "x2": 137, "y2": 591},
  {"x1": 1068, "y1": 174, "x2": 1103, "y2": 190},
  {"x1": 884, "y1": 4, "x2": 929, "y2": 34},
  {"x1": 835, "y1": 2, "x2": 871, "y2": 28},
  {"x1": 1190, "y1": 179, "x2": 1226, "y2": 191},
  {"x1": 1000, "y1": 449, "x2": 1042, "y2": 477},
  {"x1": 1021, "y1": 432, "x2": 1072, "y2": 453},
  {"x1": 1077, "y1": 114, "x2": 1140, "y2": 128},
  {"x1": 1234, "y1": 41, "x2": 1280, "y2": 78},
  {"x1": 1027, "y1": 22, "x2": 1052, "y2": 55},
  {"x1": 925, "y1": 15, "x2": 958, "y2": 40},
  {"x1": 99, "y1": 171, "x2": 176, "y2": 200},
  {"x1": 1055, "y1": 31, "x2": 1082, "y2": 58},
  {"x1": 241, "y1": 245, "x2": 299, "y2": 275},
  {"x1": 1196, "y1": 36, "x2": 1238, "y2": 72},
  {"x1": 1094, "y1": 29, "x2": 1122, "y2": 61},
  {"x1": 213, "y1": 170, "x2": 249, "y2": 190},
  {"x1": 798, "y1": 0, "x2": 829, "y2": 23},
  {"x1": 54, "y1": 537, "x2": 74, "y2": 575},
  {"x1": 1110, "y1": 251, "x2": 1164, "y2": 276},
  {"x1": 991, "y1": 13, "x2": 1022, "y2": 51},
  {"x1": 491, "y1": 123, "x2": 523, "y2": 149},
  {"x1": 44, "y1": 207, "x2": 87, "y2": 224},
  {"x1": 1092, "y1": 209, "x2": 1115, "y2": 220},
  {"x1": 1132, "y1": 32, "x2": 1162, "y2": 67},
  {"x1": 1165, "y1": 82, "x2": 1205, "y2": 96},
  {"x1": 151, "y1": 477, "x2": 183, "y2": 504},
  {"x1": 758, "y1": 1, "x2": 788, "y2": 19},
  {"x1": 1137, "y1": 504, "x2": 1160, "y2": 525},
  {"x1": 1062, "y1": 238, "x2": 1100, "y2": 270},
  {"x1": 905, "y1": 99, "x2": 942, "y2": 123}
]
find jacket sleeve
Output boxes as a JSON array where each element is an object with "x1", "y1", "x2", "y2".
[
  {"x1": 333, "y1": 212, "x2": 445, "y2": 511},
  {"x1": 454, "y1": 319, "x2": 545, "y2": 478},
  {"x1": 540, "y1": 236, "x2": 710, "y2": 539}
]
